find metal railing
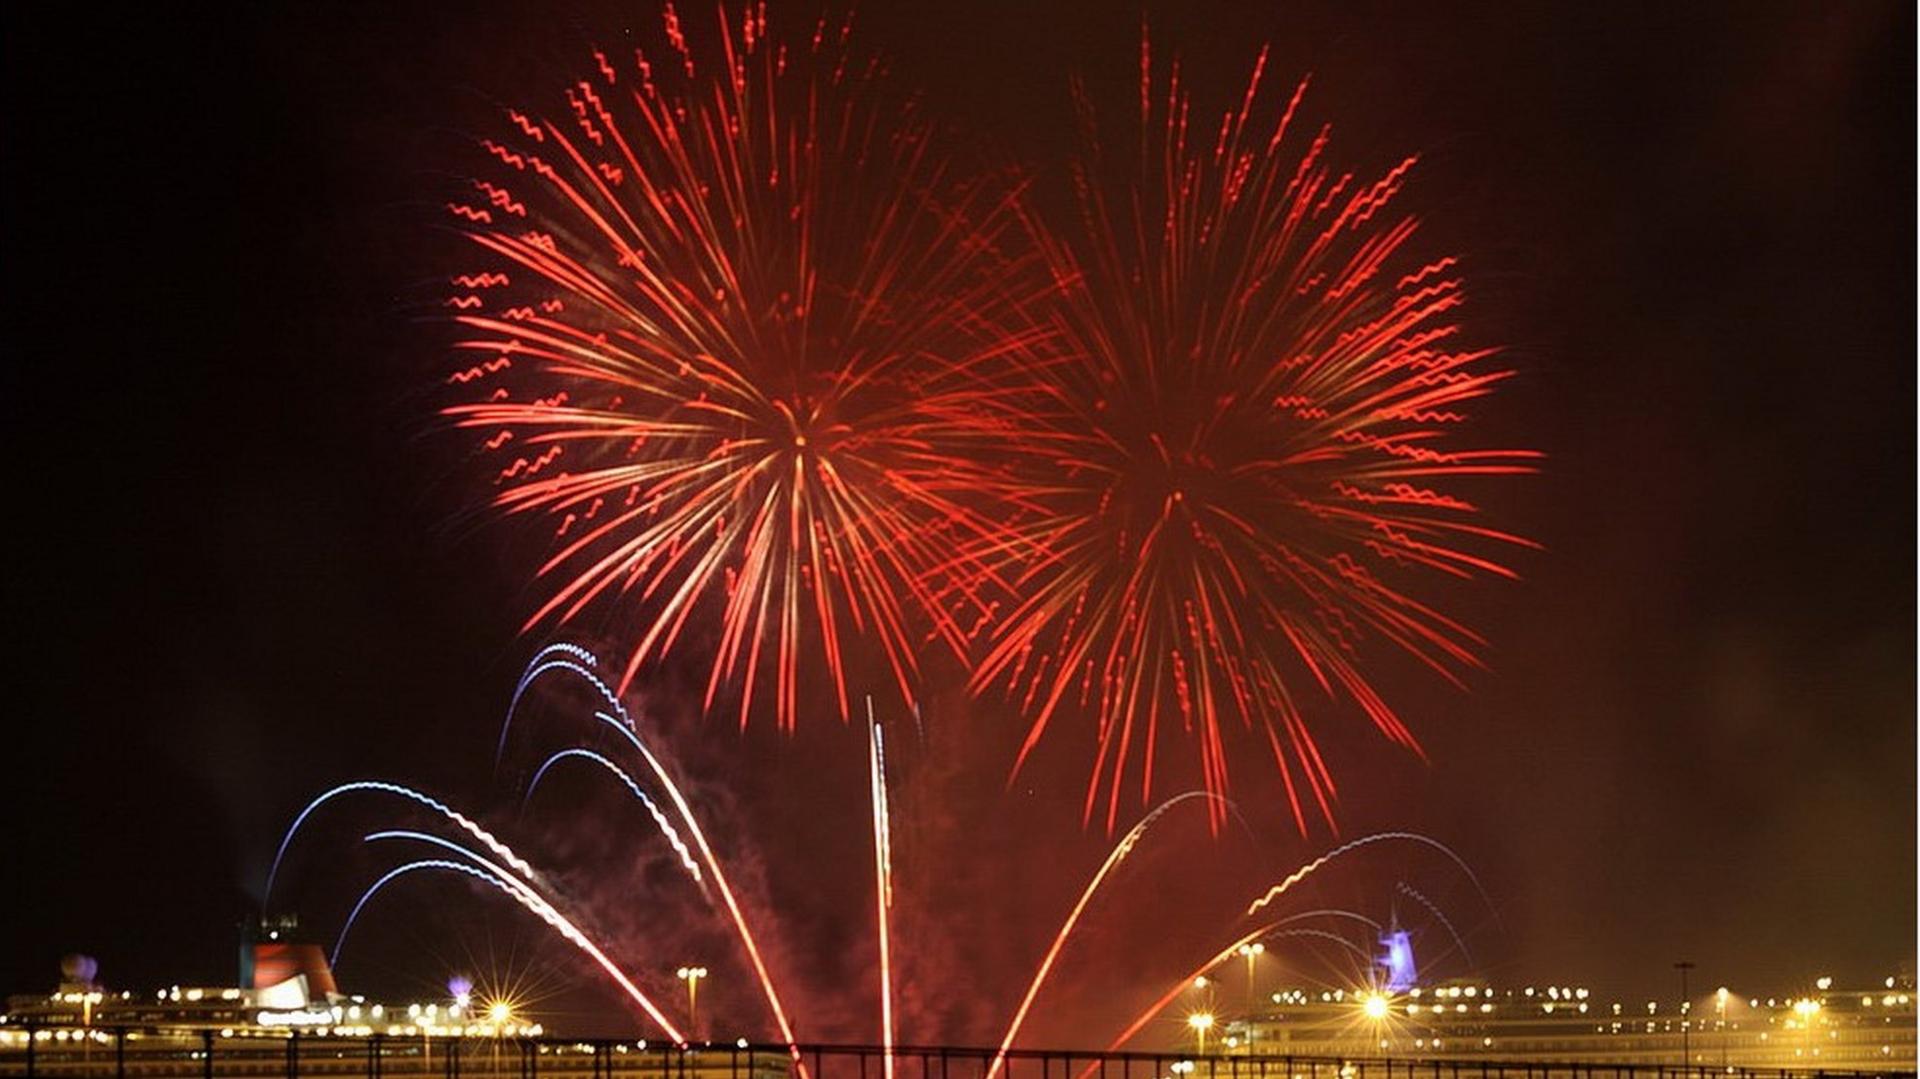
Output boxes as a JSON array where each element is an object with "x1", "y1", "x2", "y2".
[{"x1": 2, "y1": 1032, "x2": 1912, "y2": 1079}]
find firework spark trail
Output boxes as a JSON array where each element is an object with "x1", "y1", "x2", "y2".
[
  {"x1": 1395, "y1": 880, "x2": 1472, "y2": 966},
  {"x1": 973, "y1": 32, "x2": 1538, "y2": 834},
  {"x1": 524, "y1": 747, "x2": 705, "y2": 886},
  {"x1": 265, "y1": 781, "x2": 537, "y2": 899},
  {"x1": 337, "y1": 832, "x2": 685, "y2": 1041},
  {"x1": 986, "y1": 791, "x2": 1219, "y2": 1078},
  {"x1": 446, "y1": 4, "x2": 1043, "y2": 734},
  {"x1": 1084, "y1": 911, "x2": 1375, "y2": 1068},
  {"x1": 868, "y1": 701, "x2": 896, "y2": 1079},
  {"x1": 497, "y1": 643, "x2": 803, "y2": 1058},
  {"x1": 1246, "y1": 831, "x2": 1490, "y2": 916},
  {"x1": 499, "y1": 645, "x2": 632, "y2": 762},
  {"x1": 333, "y1": 859, "x2": 514, "y2": 966},
  {"x1": 588, "y1": 711, "x2": 807, "y2": 1066},
  {"x1": 1267, "y1": 926, "x2": 1372, "y2": 962}
]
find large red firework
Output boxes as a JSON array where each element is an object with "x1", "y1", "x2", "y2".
[
  {"x1": 441, "y1": 4, "x2": 1035, "y2": 729},
  {"x1": 972, "y1": 37, "x2": 1537, "y2": 833}
]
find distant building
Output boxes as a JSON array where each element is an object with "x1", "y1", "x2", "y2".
[
  {"x1": 1219, "y1": 977, "x2": 1916, "y2": 1070},
  {"x1": 0, "y1": 917, "x2": 541, "y2": 1052}
]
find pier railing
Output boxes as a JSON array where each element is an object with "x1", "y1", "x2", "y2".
[{"x1": 2, "y1": 1032, "x2": 1912, "y2": 1079}]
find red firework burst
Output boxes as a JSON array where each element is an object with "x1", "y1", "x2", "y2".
[
  {"x1": 971, "y1": 36, "x2": 1539, "y2": 833},
  {"x1": 441, "y1": 4, "x2": 1036, "y2": 730}
]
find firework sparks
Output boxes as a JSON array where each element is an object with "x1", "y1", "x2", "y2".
[
  {"x1": 500, "y1": 647, "x2": 808, "y2": 1057},
  {"x1": 868, "y1": 701, "x2": 897, "y2": 1079},
  {"x1": 1245, "y1": 830, "x2": 1489, "y2": 916},
  {"x1": 988, "y1": 791, "x2": 1221, "y2": 1075},
  {"x1": 972, "y1": 34, "x2": 1538, "y2": 833},
  {"x1": 266, "y1": 780, "x2": 540, "y2": 899},
  {"x1": 523, "y1": 747, "x2": 705, "y2": 886},
  {"x1": 444, "y1": 4, "x2": 1036, "y2": 732},
  {"x1": 339, "y1": 832, "x2": 685, "y2": 1041}
]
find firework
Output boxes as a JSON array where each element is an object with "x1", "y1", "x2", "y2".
[
  {"x1": 443, "y1": 4, "x2": 1036, "y2": 732},
  {"x1": 281, "y1": 643, "x2": 1491, "y2": 1054},
  {"x1": 989, "y1": 791, "x2": 1221, "y2": 1078},
  {"x1": 972, "y1": 34, "x2": 1537, "y2": 833},
  {"x1": 868, "y1": 705, "x2": 897, "y2": 1079},
  {"x1": 505, "y1": 650, "x2": 808, "y2": 1058},
  {"x1": 272, "y1": 786, "x2": 684, "y2": 1040}
]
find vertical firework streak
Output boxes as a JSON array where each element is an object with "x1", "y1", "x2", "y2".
[
  {"x1": 986, "y1": 791, "x2": 1219, "y2": 1077},
  {"x1": 973, "y1": 32, "x2": 1537, "y2": 833},
  {"x1": 867, "y1": 700, "x2": 896, "y2": 1079},
  {"x1": 443, "y1": 3, "x2": 1041, "y2": 733}
]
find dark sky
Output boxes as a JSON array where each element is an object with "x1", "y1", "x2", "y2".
[{"x1": 2, "y1": 0, "x2": 1913, "y2": 1047}]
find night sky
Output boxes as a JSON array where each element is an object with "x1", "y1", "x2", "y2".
[{"x1": 2, "y1": 0, "x2": 1912, "y2": 1045}]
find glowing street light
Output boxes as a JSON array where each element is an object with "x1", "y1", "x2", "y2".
[
  {"x1": 1728, "y1": 983, "x2": 1743, "y2": 1067},
  {"x1": 1187, "y1": 1012, "x2": 1215, "y2": 1056},
  {"x1": 1358, "y1": 992, "x2": 1390, "y2": 1058},
  {"x1": 676, "y1": 966, "x2": 709, "y2": 1037},
  {"x1": 1674, "y1": 961, "x2": 1695, "y2": 1068},
  {"x1": 1238, "y1": 943, "x2": 1265, "y2": 1010}
]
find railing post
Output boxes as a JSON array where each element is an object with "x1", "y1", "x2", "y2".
[
  {"x1": 115, "y1": 1026, "x2": 126, "y2": 1079},
  {"x1": 287, "y1": 1030, "x2": 299, "y2": 1079},
  {"x1": 202, "y1": 1029, "x2": 215, "y2": 1079}
]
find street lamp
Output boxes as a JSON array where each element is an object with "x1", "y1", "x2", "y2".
[
  {"x1": 1187, "y1": 1012, "x2": 1215, "y2": 1057},
  {"x1": 1237, "y1": 944, "x2": 1265, "y2": 1012},
  {"x1": 676, "y1": 966, "x2": 709, "y2": 1038},
  {"x1": 1715, "y1": 987, "x2": 1730, "y2": 1072},
  {"x1": 1674, "y1": 961, "x2": 1695, "y2": 1073}
]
